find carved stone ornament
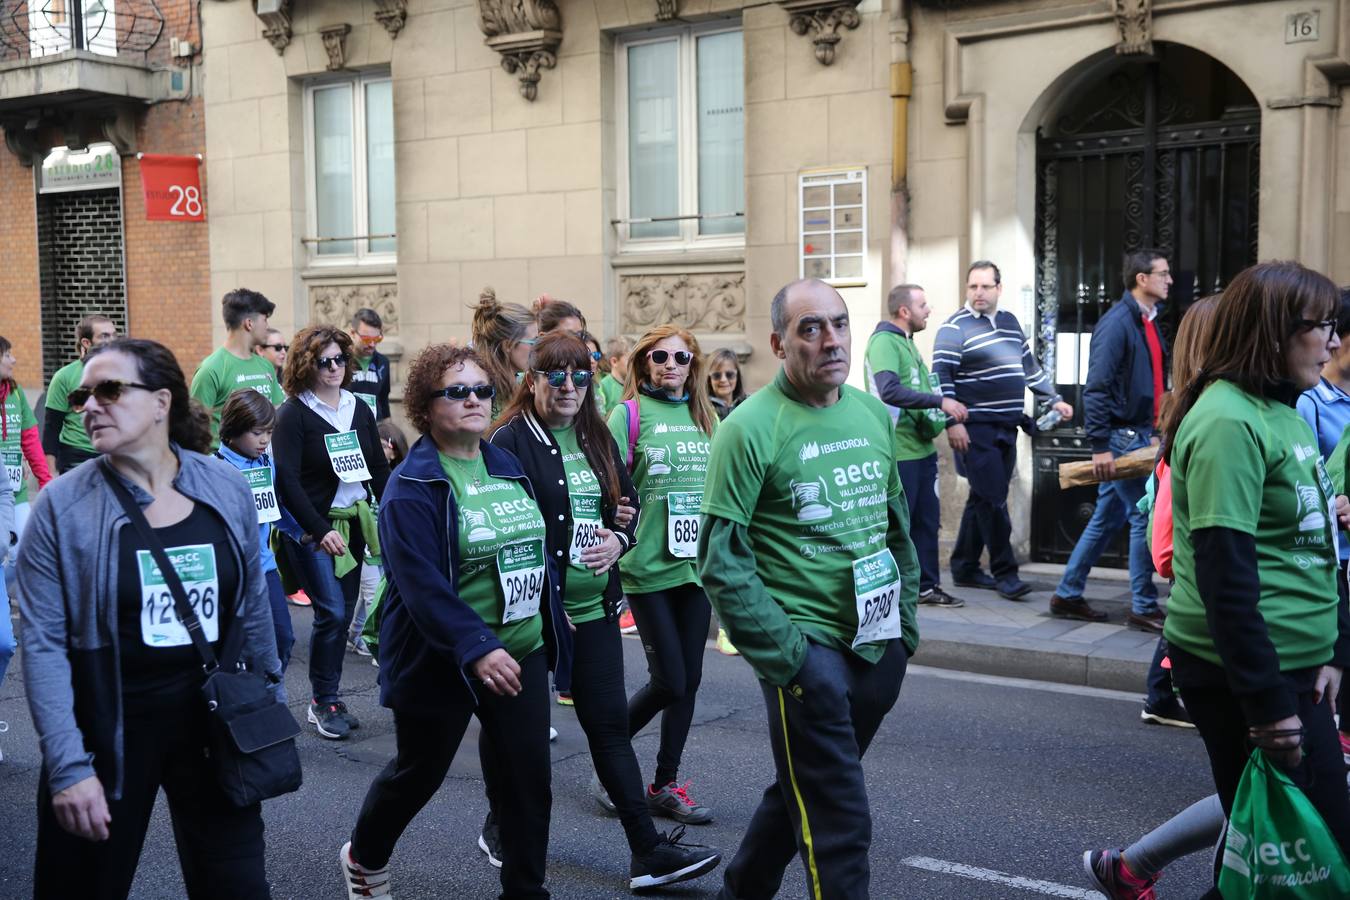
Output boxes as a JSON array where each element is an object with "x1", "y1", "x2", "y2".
[
  {"x1": 620, "y1": 272, "x2": 746, "y2": 334},
  {"x1": 254, "y1": 0, "x2": 292, "y2": 54},
  {"x1": 320, "y1": 24, "x2": 352, "y2": 71},
  {"x1": 477, "y1": 0, "x2": 562, "y2": 102},
  {"x1": 776, "y1": 0, "x2": 861, "y2": 66},
  {"x1": 1112, "y1": 0, "x2": 1153, "y2": 56},
  {"x1": 373, "y1": 0, "x2": 407, "y2": 38},
  {"x1": 656, "y1": 0, "x2": 677, "y2": 20},
  {"x1": 310, "y1": 283, "x2": 400, "y2": 334}
]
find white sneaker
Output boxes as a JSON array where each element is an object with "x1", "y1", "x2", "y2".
[
  {"x1": 549, "y1": 726, "x2": 558, "y2": 742},
  {"x1": 340, "y1": 840, "x2": 391, "y2": 898}
]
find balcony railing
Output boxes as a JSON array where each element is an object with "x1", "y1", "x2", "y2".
[{"x1": 0, "y1": 0, "x2": 163, "y2": 63}]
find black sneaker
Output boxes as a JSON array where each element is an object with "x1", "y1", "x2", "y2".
[
  {"x1": 630, "y1": 826, "x2": 721, "y2": 892},
  {"x1": 478, "y1": 814, "x2": 503, "y2": 868},
  {"x1": 333, "y1": 700, "x2": 361, "y2": 730},
  {"x1": 951, "y1": 570, "x2": 997, "y2": 590},
  {"x1": 308, "y1": 701, "x2": 351, "y2": 740},
  {"x1": 1141, "y1": 700, "x2": 1195, "y2": 729},
  {"x1": 918, "y1": 587, "x2": 965, "y2": 608}
]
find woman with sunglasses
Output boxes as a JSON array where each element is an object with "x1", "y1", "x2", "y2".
[
  {"x1": 273, "y1": 325, "x2": 390, "y2": 741},
  {"x1": 484, "y1": 333, "x2": 721, "y2": 889},
  {"x1": 340, "y1": 344, "x2": 570, "y2": 900},
  {"x1": 1162, "y1": 262, "x2": 1350, "y2": 895},
  {"x1": 472, "y1": 288, "x2": 538, "y2": 418},
  {"x1": 706, "y1": 348, "x2": 747, "y2": 421},
  {"x1": 17, "y1": 339, "x2": 283, "y2": 899},
  {"x1": 606, "y1": 325, "x2": 719, "y2": 824}
]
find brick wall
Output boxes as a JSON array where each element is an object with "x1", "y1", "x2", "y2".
[
  {"x1": 0, "y1": 151, "x2": 41, "y2": 387},
  {"x1": 37, "y1": 189, "x2": 129, "y2": 382},
  {"x1": 123, "y1": 94, "x2": 212, "y2": 375}
]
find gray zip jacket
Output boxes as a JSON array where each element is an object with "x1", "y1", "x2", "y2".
[{"x1": 17, "y1": 446, "x2": 282, "y2": 798}]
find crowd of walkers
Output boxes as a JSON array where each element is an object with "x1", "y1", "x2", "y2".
[{"x1": 0, "y1": 262, "x2": 1347, "y2": 900}]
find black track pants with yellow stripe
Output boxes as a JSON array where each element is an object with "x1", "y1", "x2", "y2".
[{"x1": 719, "y1": 639, "x2": 908, "y2": 900}]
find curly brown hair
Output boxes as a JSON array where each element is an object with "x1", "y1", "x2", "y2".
[
  {"x1": 282, "y1": 325, "x2": 354, "y2": 397},
  {"x1": 403, "y1": 343, "x2": 489, "y2": 436}
]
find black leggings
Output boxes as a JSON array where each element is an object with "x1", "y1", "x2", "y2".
[
  {"x1": 35, "y1": 706, "x2": 269, "y2": 900},
  {"x1": 627, "y1": 583, "x2": 711, "y2": 788},
  {"x1": 1172, "y1": 652, "x2": 1350, "y2": 897}
]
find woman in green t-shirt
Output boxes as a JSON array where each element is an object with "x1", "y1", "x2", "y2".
[
  {"x1": 343, "y1": 344, "x2": 570, "y2": 899},
  {"x1": 1162, "y1": 261, "x2": 1350, "y2": 879},
  {"x1": 606, "y1": 325, "x2": 719, "y2": 825},
  {"x1": 487, "y1": 332, "x2": 721, "y2": 889},
  {"x1": 470, "y1": 288, "x2": 538, "y2": 419}
]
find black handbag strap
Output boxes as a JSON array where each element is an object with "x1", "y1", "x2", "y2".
[{"x1": 100, "y1": 460, "x2": 233, "y2": 674}]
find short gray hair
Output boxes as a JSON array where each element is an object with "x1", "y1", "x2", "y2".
[
  {"x1": 770, "y1": 278, "x2": 819, "y2": 335},
  {"x1": 887, "y1": 284, "x2": 924, "y2": 318}
]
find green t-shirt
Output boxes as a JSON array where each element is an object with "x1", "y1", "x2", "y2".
[
  {"x1": 1164, "y1": 380, "x2": 1339, "y2": 671},
  {"x1": 554, "y1": 426, "x2": 608, "y2": 624},
  {"x1": 607, "y1": 393, "x2": 713, "y2": 594},
  {"x1": 702, "y1": 371, "x2": 917, "y2": 660},
  {"x1": 45, "y1": 359, "x2": 95, "y2": 452},
  {"x1": 1, "y1": 382, "x2": 37, "y2": 502},
  {"x1": 863, "y1": 329, "x2": 945, "y2": 461},
  {"x1": 190, "y1": 347, "x2": 285, "y2": 443},
  {"x1": 440, "y1": 452, "x2": 546, "y2": 661},
  {"x1": 597, "y1": 374, "x2": 625, "y2": 418}
]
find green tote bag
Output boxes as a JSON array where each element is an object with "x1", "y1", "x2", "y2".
[{"x1": 1218, "y1": 749, "x2": 1350, "y2": 898}]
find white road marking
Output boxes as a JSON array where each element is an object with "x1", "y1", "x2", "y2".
[
  {"x1": 901, "y1": 856, "x2": 1100, "y2": 899},
  {"x1": 907, "y1": 664, "x2": 1141, "y2": 703}
]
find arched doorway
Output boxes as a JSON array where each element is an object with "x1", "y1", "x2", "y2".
[{"x1": 1030, "y1": 42, "x2": 1260, "y2": 564}]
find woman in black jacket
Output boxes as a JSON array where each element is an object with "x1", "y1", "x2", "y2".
[
  {"x1": 273, "y1": 325, "x2": 389, "y2": 741},
  {"x1": 488, "y1": 333, "x2": 721, "y2": 891}
]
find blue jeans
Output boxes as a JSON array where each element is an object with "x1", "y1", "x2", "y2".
[
  {"x1": 1055, "y1": 427, "x2": 1159, "y2": 614},
  {"x1": 897, "y1": 454, "x2": 940, "y2": 594},
  {"x1": 0, "y1": 570, "x2": 15, "y2": 688},
  {"x1": 265, "y1": 569, "x2": 295, "y2": 672},
  {"x1": 291, "y1": 523, "x2": 367, "y2": 705}
]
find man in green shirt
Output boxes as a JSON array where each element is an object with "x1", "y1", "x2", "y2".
[
  {"x1": 42, "y1": 314, "x2": 117, "y2": 474},
  {"x1": 597, "y1": 335, "x2": 630, "y2": 417},
  {"x1": 191, "y1": 288, "x2": 285, "y2": 444},
  {"x1": 865, "y1": 283, "x2": 968, "y2": 608},
  {"x1": 699, "y1": 278, "x2": 919, "y2": 900}
]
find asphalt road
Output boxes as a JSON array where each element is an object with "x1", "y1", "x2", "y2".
[{"x1": 0, "y1": 607, "x2": 1219, "y2": 899}]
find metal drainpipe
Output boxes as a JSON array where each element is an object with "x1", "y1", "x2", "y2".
[{"x1": 889, "y1": 58, "x2": 912, "y2": 289}]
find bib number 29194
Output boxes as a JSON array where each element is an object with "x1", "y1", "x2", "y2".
[
  {"x1": 851, "y1": 548, "x2": 902, "y2": 649},
  {"x1": 667, "y1": 492, "x2": 702, "y2": 558},
  {"x1": 325, "y1": 430, "x2": 371, "y2": 483},
  {"x1": 497, "y1": 539, "x2": 545, "y2": 624}
]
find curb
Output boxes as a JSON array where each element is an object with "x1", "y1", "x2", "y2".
[{"x1": 912, "y1": 624, "x2": 1152, "y2": 693}]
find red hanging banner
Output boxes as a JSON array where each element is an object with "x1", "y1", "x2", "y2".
[{"x1": 139, "y1": 154, "x2": 205, "y2": 222}]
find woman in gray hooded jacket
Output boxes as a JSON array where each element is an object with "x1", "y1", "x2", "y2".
[{"x1": 17, "y1": 338, "x2": 282, "y2": 900}]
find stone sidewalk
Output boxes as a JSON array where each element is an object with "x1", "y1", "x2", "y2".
[{"x1": 913, "y1": 562, "x2": 1166, "y2": 693}]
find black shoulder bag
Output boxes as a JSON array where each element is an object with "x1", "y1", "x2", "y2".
[{"x1": 101, "y1": 462, "x2": 303, "y2": 807}]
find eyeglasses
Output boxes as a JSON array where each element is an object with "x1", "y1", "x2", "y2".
[
  {"x1": 535, "y1": 370, "x2": 594, "y2": 389},
  {"x1": 590, "y1": 351, "x2": 603, "y2": 362},
  {"x1": 648, "y1": 349, "x2": 693, "y2": 366},
  {"x1": 430, "y1": 384, "x2": 496, "y2": 402},
  {"x1": 354, "y1": 334, "x2": 383, "y2": 345},
  {"x1": 317, "y1": 354, "x2": 349, "y2": 370},
  {"x1": 1149, "y1": 269, "x2": 1172, "y2": 279},
  {"x1": 709, "y1": 371, "x2": 737, "y2": 381},
  {"x1": 517, "y1": 338, "x2": 539, "y2": 347},
  {"x1": 1294, "y1": 318, "x2": 1338, "y2": 334},
  {"x1": 262, "y1": 343, "x2": 287, "y2": 353},
  {"x1": 68, "y1": 380, "x2": 155, "y2": 412}
]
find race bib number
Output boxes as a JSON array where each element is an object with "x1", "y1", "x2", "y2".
[
  {"x1": 851, "y1": 548, "x2": 902, "y2": 649},
  {"x1": 667, "y1": 491, "x2": 702, "y2": 559},
  {"x1": 497, "y1": 539, "x2": 545, "y2": 624},
  {"x1": 325, "y1": 430, "x2": 371, "y2": 483},
  {"x1": 137, "y1": 544, "x2": 220, "y2": 647},
  {"x1": 243, "y1": 467, "x2": 281, "y2": 524},
  {"x1": 357, "y1": 392, "x2": 378, "y2": 415},
  {"x1": 569, "y1": 493, "x2": 604, "y2": 566},
  {"x1": 2, "y1": 448, "x2": 21, "y2": 494}
]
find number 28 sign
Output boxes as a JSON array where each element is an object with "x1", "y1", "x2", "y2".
[{"x1": 138, "y1": 153, "x2": 205, "y2": 221}]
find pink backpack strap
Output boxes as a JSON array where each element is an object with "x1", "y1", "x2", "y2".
[{"x1": 624, "y1": 398, "x2": 640, "y2": 470}]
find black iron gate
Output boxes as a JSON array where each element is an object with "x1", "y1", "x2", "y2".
[{"x1": 1030, "y1": 44, "x2": 1260, "y2": 564}]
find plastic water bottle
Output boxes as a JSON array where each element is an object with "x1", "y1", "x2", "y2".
[{"x1": 1035, "y1": 408, "x2": 1063, "y2": 431}]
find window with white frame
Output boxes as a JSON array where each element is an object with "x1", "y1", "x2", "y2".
[
  {"x1": 617, "y1": 24, "x2": 744, "y2": 249},
  {"x1": 304, "y1": 72, "x2": 396, "y2": 263},
  {"x1": 799, "y1": 168, "x2": 866, "y2": 285}
]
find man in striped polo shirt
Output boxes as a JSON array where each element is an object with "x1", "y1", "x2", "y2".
[{"x1": 933, "y1": 260, "x2": 1072, "y2": 600}]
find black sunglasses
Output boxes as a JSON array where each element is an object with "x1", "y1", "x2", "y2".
[
  {"x1": 431, "y1": 384, "x2": 496, "y2": 402},
  {"x1": 648, "y1": 349, "x2": 693, "y2": 366},
  {"x1": 709, "y1": 371, "x2": 737, "y2": 381},
  {"x1": 535, "y1": 369, "x2": 594, "y2": 389},
  {"x1": 317, "y1": 353, "x2": 349, "y2": 370},
  {"x1": 263, "y1": 343, "x2": 287, "y2": 353},
  {"x1": 68, "y1": 380, "x2": 155, "y2": 412}
]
